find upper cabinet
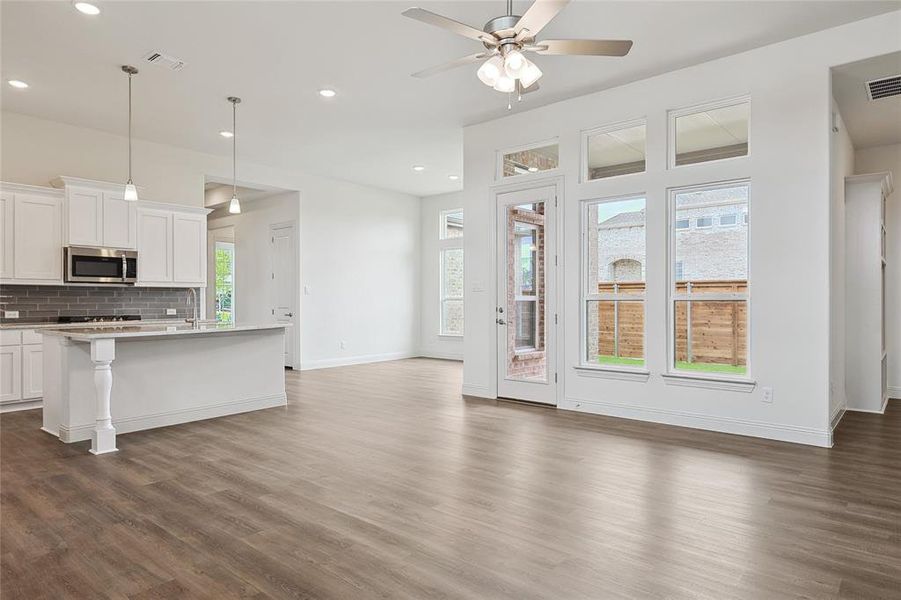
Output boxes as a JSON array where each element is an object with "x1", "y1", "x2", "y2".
[
  {"x1": 58, "y1": 178, "x2": 136, "y2": 249},
  {"x1": 137, "y1": 206, "x2": 208, "y2": 287},
  {"x1": 0, "y1": 184, "x2": 64, "y2": 285}
]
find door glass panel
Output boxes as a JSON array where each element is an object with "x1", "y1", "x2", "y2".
[
  {"x1": 505, "y1": 201, "x2": 546, "y2": 382},
  {"x1": 214, "y1": 241, "x2": 235, "y2": 324}
]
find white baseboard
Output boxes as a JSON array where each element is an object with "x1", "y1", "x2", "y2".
[
  {"x1": 418, "y1": 350, "x2": 463, "y2": 361},
  {"x1": 560, "y1": 396, "x2": 832, "y2": 448},
  {"x1": 0, "y1": 399, "x2": 42, "y2": 413},
  {"x1": 58, "y1": 392, "x2": 287, "y2": 443},
  {"x1": 300, "y1": 351, "x2": 418, "y2": 371},
  {"x1": 846, "y1": 394, "x2": 890, "y2": 415},
  {"x1": 888, "y1": 385, "x2": 901, "y2": 399},
  {"x1": 462, "y1": 384, "x2": 493, "y2": 398},
  {"x1": 830, "y1": 402, "x2": 846, "y2": 431}
]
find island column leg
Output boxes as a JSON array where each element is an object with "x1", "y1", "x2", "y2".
[{"x1": 89, "y1": 338, "x2": 117, "y2": 455}]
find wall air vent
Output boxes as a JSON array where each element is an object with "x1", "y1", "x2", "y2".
[
  {"x1": 142, "y1": 51, "x2": 185, "y2": 71},
  {"x1": 866, "y1": 75, "x2": 901, "y2": 100}
]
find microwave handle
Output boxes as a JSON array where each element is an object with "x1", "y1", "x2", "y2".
[{"x1": 122, "y1": 254, "x2": 127, "y2": 282}]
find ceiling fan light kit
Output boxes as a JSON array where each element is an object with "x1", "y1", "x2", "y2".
[{"x1": 403, "y1": 0, "x2": 633, "y2": 103}]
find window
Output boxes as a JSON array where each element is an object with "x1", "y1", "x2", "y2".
[
  {"x1": 214, "y1": 241, "x2": 235, "y2": 324},
  {"x1": 675, "y1": 218, "x2": 690, "y2": 230},
  {"x1": 696, "y1": 216, "x2": 713, "y2": 228},
  {"x1": 583, "y1": 196, "x2": 646, "y2": 368},
  {"x1": 583, "y1": 120, "x2": 646, "y2": 181},
  {"x1": 439, "y1": 208, "x2": 464, "y2": 336},
  {"x1": 670, "y1": 182, "x2": 749, "y2": 376},
  {"x1": 671, "y1": 98, "x2": 749, "y2": 167},
  {"x1": 499, "y1": 141, "x2": 559, "y2": 178},
  {"x1": 440, "y1": 209, "x2": 463, "y2": 239},
  {"x1": 719, "y1": 213, "x2": 738, "y2": 226}
]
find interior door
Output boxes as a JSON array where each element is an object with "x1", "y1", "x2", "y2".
[
  {"x1": 270, "y1": 223, "x2": 297, "y2": 368},
  {"x1": 496, "y1": 185, "x2": 557, "y2": 405}
]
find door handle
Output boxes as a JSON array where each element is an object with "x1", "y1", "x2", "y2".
[
  {"x1": 496, "y1": 318, "x2": 506, "y2": 325},
  {"x1": 285, "y1": 312, "x2": 294, "y2": 317}
]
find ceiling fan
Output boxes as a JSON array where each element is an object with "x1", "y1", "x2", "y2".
[{"x1": 402, "y1": 0, "x2": 633, "y2": 96}]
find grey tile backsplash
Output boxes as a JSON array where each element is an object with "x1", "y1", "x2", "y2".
[{"x1": 0, "y1": 285, "x2": 197, "y2": 323}]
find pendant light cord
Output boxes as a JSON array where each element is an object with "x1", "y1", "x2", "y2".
[
  {"x1": 127, "y1": 71, "x2": 133, "y2": 184},
  {"x1": 232, "y1": 100, "x2": 237, "y2": 198},
  {"x1": 507, "y1": 0, "x2": 512, "y2": 16}
]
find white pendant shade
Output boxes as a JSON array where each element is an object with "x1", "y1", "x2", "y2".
[
  {"x1": 519, "y1": 60, "x2": 543, "y2": 89},
  {"x1": 477, "y1": 56, "x2": 503, "y2": 87},
  {"x1": 494, "y1": 74, "x2": 515, "y2": 93},
  {"x1": 124, "y1": 182, "x2": 138, "y2": 202},
  {"x1": 228, "y1": 194, "x2": 241, "y2": 214},
  {"x1": 503, "y1": 49, "x2": 527, "y2": 78}
]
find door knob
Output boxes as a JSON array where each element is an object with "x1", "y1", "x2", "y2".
[
  {"x1": 496, "y1": 318, "x2": 506, "y2": 325},
  {"x1": 285, "y1": 312, "x2": 294, "y2": 317}
]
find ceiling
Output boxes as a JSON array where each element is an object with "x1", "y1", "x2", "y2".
[
  {"x1": 833, "y1": 51, "x2": 901, "y2": 148},
  {"x1": 2, "y1": 2, "x2": 898, "y2": 197}
]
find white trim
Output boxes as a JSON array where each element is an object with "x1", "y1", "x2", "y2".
[
  {"x1": 887, "y1": 385, "x2": 901, "y2": 399},
  {"x1": 580, "y1": 117, "x2": 647, "y2": 184},
  {"x1": 57, "y1": 392, "x2": 287, "y2": 443},
  {"x1": 668, "y1": 94, "x2": 751, "y2": 170},
  {"x1": 418, "y1": 350, "x2": 463, "y2": 361},
  {"x1": 846, "y1": 395, "x2": 890, "y2": 415},
  {"x1": 496, "y1": 138, "x2": 560, "y2": 182},
  {"x1": 560, "y1": 396, "x2": 831, "y2": 447},
  {"x1": 299, "y1": 350, "x2": 418, "y2": 371},
  {"x1": 830, "y1": 403, "x2": 846, "y2": 432},
  {"x1": 573, "y1": 365, "x2": 650, "y2": 382},
  {"x1": 0, "y1": 399, "x2": 42, "y2": 413},
  {"x1": 0, "y1": 181, "x2": 64, "y2": 196},
  {"x1": 661, "y1": 372, "x2": 756, "y2": 392},
  {"x1": 462, "y1": 384, "x2": 493, "y2": 398}
]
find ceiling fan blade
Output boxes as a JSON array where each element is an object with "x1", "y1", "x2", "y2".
[
  {"x1": 531, "y1": 39, "x2": 633, "y2": 56},
  {"x1": 514, "y1": 0, "x2": 570, "y2": 38},
  {"x1": 518, "y1": 80, "x2": 540, "y2": 95},
  {"x1": 402, "y1": 7, "x2": 496, "y2": 45},
  {"x1": 412, "y1": 52, "x2": 490, "y2": 78}
]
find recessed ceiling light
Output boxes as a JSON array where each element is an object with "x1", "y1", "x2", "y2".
[
  {"x1": 73, "y1": 2, "x2": 100, "y2": 15},
  {"x1": 7, "y1": 80, "x2": 28, "y2": 89},
  {"x1": 448, "y1": 175, "x2": 459, "y2": 180},
  {"x1": 528, "y1": 166, "x2": 539, "y2": 172},
  {"x1": 318, "y1": 89, "x2": 337, "y2": 98},
  {"x1": 412, "y1": 165, "x2": 425, "y2": 172},
  {"x1": 219, "y1": 130, "x2": 234, "y2": 138}
]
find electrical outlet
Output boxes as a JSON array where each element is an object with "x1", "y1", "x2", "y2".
[
  {"x1": 339, "y1": 340, "x2": 346, "y2": 350},
  {"x1": 762, "y1": 387, "x2": 774, "y2": 404},
  {"x1": 304, "y1": 285, "x2": 311, "y2": 296},
  {"x1": 4, "y1": 310, "x2": 19, "y2": 319},
  {"x1": 166, "y1": 308, "x2": 177, "y2": 316}
]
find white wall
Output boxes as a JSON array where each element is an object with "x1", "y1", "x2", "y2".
[
  {"x1": 855, "y1": 143, "x2": 901, "y2": 399},
  {"x1": 829, "y1": 104, "x2": 855, "y2": 422},
  {"x1": 420, "y1": 191, "x2": 464, "y2": 360},
  {"x1": 461, "y1": 12, "x2": 901, "y2": 447},
  {"x1": 1, "y1": 111, "x2": 422, "y2": 369}
]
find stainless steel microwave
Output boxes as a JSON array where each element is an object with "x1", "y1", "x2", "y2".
[{"x1": 64, "y1": 247, "x2": 138, "y2": 284}]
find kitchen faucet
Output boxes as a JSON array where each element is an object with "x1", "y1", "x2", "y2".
[{"x1": 186, "y1": 288, "x2": 198, "y2": 328}]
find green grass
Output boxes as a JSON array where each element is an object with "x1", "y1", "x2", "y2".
[
  {"x1": 675, "y1": 361, "x2": 746, "y2": 375},
  {"x1": 597, "y1": 355, "x2": 645, "y2": 367}
]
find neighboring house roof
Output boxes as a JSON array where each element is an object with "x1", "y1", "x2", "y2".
[{"x1": 599, "y1": 209, "x2": 645, "y2": 228}]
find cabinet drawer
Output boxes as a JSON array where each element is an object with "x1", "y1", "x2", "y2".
[
  {"x1": 21, "y1": 329, "x2": 42, "y2": 345},
  {"x1": 0, "y1": 330, "x2": 22, "y2": 346}
]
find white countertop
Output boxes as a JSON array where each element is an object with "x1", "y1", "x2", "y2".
[{"x1": 40, "y1": 322, "x2": 290, "y2": 342}]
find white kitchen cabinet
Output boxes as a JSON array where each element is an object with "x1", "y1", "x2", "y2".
[
  {"x1": 0, "y1": 345, "x2": 22, "y2": 405},
  {"x1": 102, "y1": 193, "x2": 137, "y2": 249},
  {"x1": 173, "y1": 212, "x2": 206, "y2": 284},
  {"x1": 137, "y1": 208, "x2": 173, "y2": 284},
  {"x1": 0, "y1": 191, "x2": 13, "y2": 279},
  {"x1": 13, "y1": 193, "x2": 62, "y2": 282},
  {"x1": 22, "y1": 343, "x2": 43, "y2": 400},
  {"x1": 66, "y1": 186, "x2": 103, "y2": 246}
]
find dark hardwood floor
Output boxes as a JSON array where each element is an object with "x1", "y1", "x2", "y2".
[{"x1": 2, "y1": 358, "x2": 900, "y2": 599}]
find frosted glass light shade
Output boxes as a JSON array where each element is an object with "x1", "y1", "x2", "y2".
[
  {"x1": 124, "y1": 182, "x2": 138, "y2": 201},
  {"x1": 503, "y1": 49, "x2": 527, "y2": 78},
  {"x1": 477, "y1": 56, "x2": 503, "y2": 87},
  {"x1": 519, "y1": 60, "x2": 542, "y2": 89},
  {"x1": 494, "y1": 74, "x2": 515, "y2": 93},
  {"x1": 228, "y1": 194, "x2": 241, "y2": 214}
]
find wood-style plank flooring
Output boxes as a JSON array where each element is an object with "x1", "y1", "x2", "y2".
[{"x1": 2, "y1": 358, "x2": 900, "y2": 599}]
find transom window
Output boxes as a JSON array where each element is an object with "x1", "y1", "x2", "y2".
[
  {"x1": 499, "y1": 141, "x2": 559, "y2": 178},
  {"x1": 583, "y1": 120, "x2": 647, "y2": 181},
  {"x1": 671, "y1": 98, "x2": 750, "y2": 168}
]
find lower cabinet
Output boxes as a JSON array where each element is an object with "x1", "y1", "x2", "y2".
[
  {"x1": 0, "y1": 330, "x2": 43, "y2": 409},
  {"x1": 22, "y1": 343, "x2": 43, "y2": 399},
  {"x1": 0, "y1": 345, "x2": 22, "y2": 404}
]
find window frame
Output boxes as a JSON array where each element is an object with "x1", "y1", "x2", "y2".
[
  {"x1": 496, "y1": 138, "x2": 561, "y2": 182},
  {"x1": 512, "y1": 221, "x2": 540, "y2": 353},
  {"x1": 668, "y1": 95, "x2": 751, "y2": 170},
  {"x1": 580, "y1": 117, "x2": 647, "y2": 184},
  {"x1": 580, "y1": 193, "x2": 648, "y2": 373},
  {"x1": 667, "y1": 179, "x2": 752, "y2": 381},
  {"x1": 438, "y1": 207, "x2": 464, "y2": 337}
]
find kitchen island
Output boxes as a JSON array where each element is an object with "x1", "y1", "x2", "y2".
[{"x1": 41, "y1": 322, "x2": 290, "y2": 455}]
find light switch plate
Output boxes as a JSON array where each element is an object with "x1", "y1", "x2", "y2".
[
  {"x1": 166, "y1": 308, "x2": 177, "y2": 316},
  {"x1": 4, "y1": 310, "x2": 19, "y2": 319}
]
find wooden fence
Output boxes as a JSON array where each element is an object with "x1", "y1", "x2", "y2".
[{"x1": 595, "y1": 280, "x2": 747, "y2": 366}]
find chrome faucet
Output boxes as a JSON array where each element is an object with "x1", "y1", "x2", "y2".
[{"x1": 186, "y1": 288, "x2": 199, "y2": 328}]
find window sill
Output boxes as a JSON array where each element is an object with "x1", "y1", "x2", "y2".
[
  {"x1": 573, "y1": 365, "x2": 650, "y2": 383},
  {"x1": 661, "y1": 373, "x2": 756, "y2": 392},
  {"x1": 438, "y1": 334, "x2": 463, "y2": 339}
]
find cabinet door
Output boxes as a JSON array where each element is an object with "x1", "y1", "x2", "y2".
[
  {"x1": 0, "y1": 346, "x2": 22, "y2": 404},
  {"x1": 173, "y1": 213, "x2": 206, "y2": 284},
  {"x1": 102, "y1": 193, "x2": 137, "y2": 249},
  {"x1": 137, "y1": 209, "x2": 173, "y2": 283},
  {"x1": 0, "y1": 191, "x2": 13, "y2": 279},
  {"x1": 13, "y1": 195, "x2": 62, "y2": 281},
  {"x1": 22, "y1": 344, "x2": 42, "y2": 399},
  {"x1": 67, "y1": 187, "x2": 103, "y2": 246}
]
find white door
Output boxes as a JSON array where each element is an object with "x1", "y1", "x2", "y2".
[
  {"x1": 137, "y1": 209, "x2": 173, "y2": 284},
  {"x1": 270, "y1": 223, "x2": 297, "y2": 368},
  {"x1": 496, "y1": 185, "x2": 558, "y2": 405},
  {"x1": 14, "y1": 194, "x2": 62, "y2": 281}
]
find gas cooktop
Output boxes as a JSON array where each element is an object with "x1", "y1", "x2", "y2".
[{"x1": 57, "y1": 315, "x2": 142, "y2": 324}]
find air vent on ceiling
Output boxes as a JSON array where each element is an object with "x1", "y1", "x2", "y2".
[
  {"x1": 142, "y1": 51, "x2": 185, "y2": 71},
  {"x1": 866, "y1": 75, "x2": 901, "y2": 101}
]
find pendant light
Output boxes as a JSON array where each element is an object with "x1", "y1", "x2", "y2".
[
  {"x1": 122, "y1": 65, "x2": 139, "y2": 201},
  {"x1": 227, "y1": 96, "x2": 242, "y2": 214}
]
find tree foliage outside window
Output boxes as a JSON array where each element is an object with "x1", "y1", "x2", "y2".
[{"x1": 215, "y1": 242, "x2": 235, "y2": 324}]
